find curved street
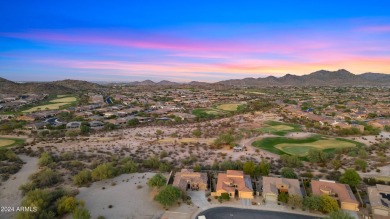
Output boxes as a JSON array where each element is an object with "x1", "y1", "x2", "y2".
[{"x1": 197, "y1": 207, "x2": 320, "y2": 219}]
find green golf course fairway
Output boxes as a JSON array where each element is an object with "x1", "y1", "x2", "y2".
[{"x1": 253, "y1": 135, "x2": 362, "y2": 157}]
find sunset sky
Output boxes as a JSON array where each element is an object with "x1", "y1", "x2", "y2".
[{"x1": 1, "y1": 1, "x2": 390, "y2": 82}]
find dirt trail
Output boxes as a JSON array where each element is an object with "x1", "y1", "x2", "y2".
[{"x1": 0, "y1": 155, "x2": 39, "y2": 219}]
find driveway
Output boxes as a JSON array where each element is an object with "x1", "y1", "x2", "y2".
[
  {"x1": 197, "y1": 207, "x2": 319, "y2": 219},
  {"x1": 240, "y1": 198, "x2": 251, "y2": 207},
  {"x1": 188, "y1": 191, "x2": 211, "y2": 210}
]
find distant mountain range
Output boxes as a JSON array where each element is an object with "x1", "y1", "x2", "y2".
[
  {"x1": 1, "y1": 69, "x2": 390, "y2": 94},
  {"x1": 126, "y1": 69, "x2": 390, "y2": 87},
  {"x1": 215, "y1": 69, "x2": 390, "y2": 86},
  {"x1": 0, "y1": 78, "x2": 105, "y2": 94}
]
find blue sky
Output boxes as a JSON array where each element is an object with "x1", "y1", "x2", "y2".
[{"x1": 1, "y1": 0, "x2": 390, "y2": 81}]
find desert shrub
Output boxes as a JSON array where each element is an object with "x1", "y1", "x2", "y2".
[
  {"x1": 278, "y1": 192, "x2": 289, "y2": 203},
  {"x1": 281, "y1": 167, "x2": 297, "y2": 179},
  {"x1": 147, "y1": 173, "x2": 167, "y2": 188},
  {"x1": 60, "y1": 152, "x2": 76, "y2": 161},
  {"x1": 321, "y1": 195, "x2": 339, "y2": 213},
  {"x1": 72, "y1": 207, "x2": 91, "y2": 219},
  {"x1": 154, "y1": 185, "x2": 182, "y2": 207},
  {"x1": 280, "y1": 154, "x2": 303, "y2": 168},
  {"x1": 159, "y1": 162, "x2": 172, "y2": 172},
  {"x1": 38, "y1": 152, "x2": 54, "y2": 167},
  {"x1": 212, "y1": 133, "x2": 235, "y2": 149},
  {"x1": 143, "y1": 156, "x2": 161, "y2": 169},
  {"x1": 73, "y1": 169, "x2": 92, "y2": 186},
  {"x1": 120, "y1": 160, "x2": 139, "y2": 174},
  {"x1": 21, "y1": 168, "x2": 62, "y2": 194},
  {"x1": 16, "y1": 188, "x2": 67, "y2": 219},
  {"x1": 303, "y1": 195, "x2": 322, "y2": 211},
  {"x1": 91, "y1": 163, "x2": 116, "y2": 181},
  {"x1": 57, "y1": 196, "x2": 80, "y2": 215},
  {"x1": 220, "y1": 193, "x2": 230, "y2": 200}
]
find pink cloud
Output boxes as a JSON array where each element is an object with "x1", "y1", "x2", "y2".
[
  {"x1": 1, "y1": 30, "x2": 337, "y2": 56},
  {"x1": 356, "y1": 25, "x2": 390, "y2": 33},
  {"x1": 34, "y1": 54, "x2": 390, "y2": 81}
]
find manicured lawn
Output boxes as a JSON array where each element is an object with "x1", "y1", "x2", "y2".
[
  {"x1": 252, "y1": 135, "x2": 361, "y2": 157},
  {"x1": 0, "y1": 138, "x2": 25, "y2": 148},
  {"x1": 260, "y1": 125, "x2": 294, "y2": 132},
  {"x1": 205, "y1": 110, "x2": 223, "y2": 115},
  {"x1": 50, "y1": 97, "x2": 77, "y2": 103},
  {"x1": 375, "y1": 176, "x2": 390, "y2": 182},
  {"x1": 0, "y1": 139, "x2": 15, "y2": 147},
  {"x1": 23, "y1": 96, "x2": 77, "y2": 113},
  {"x1": 256, "y1": 121, "x2": 301, "y2": 136},
  {"x1": 192, "y1": 108, "x2": 225, "y2": 118},
  {"x1": 217, "y1": 103, "x2": 241, "y2": 111},
  {"x1": 275, "y1": 139, "x2": 356, "y2": 156},
  {"x1": 23, "y1": 102, "x2": 71, "y2": 112}
]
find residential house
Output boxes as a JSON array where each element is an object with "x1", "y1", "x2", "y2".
[
  {"x1": 66, "y1": 121, "x2": 82, "y2": 129},
  {"x1": 16, "y1": 115, "x2": 35, "y2": 122},
  {"x1": 368, "y1": 184, "x2": 390, "y2": 218},
  {"x1": 311, "y1": 180, "x2": 359, "y2": 211},
  {"x1": 171, "y1": 113, "x2": 196, "y2": 121},
  {"x1": 103, "y1": 112, "x2": 117, "y2": 118},
  {"x1": 262, "y1": 177, "x2": 302, "y2": 202},
  {"x1": 25, "y1": 122, "x2": 46, "y2": 130},
  {"x1": 173, "y1": 169, "x2": 208, "y2": 191},
  {"x1": 212, "y1": 170, "x2": 253, "y2": 199},
  {"x1": 369, "y1": 119, "x2": 390, "y2": 129},
  {"x1": 89, "y1": 121, "x2": 104, "y2": 129},
  {"x1": 88, "y1": 115, "x2": 104, "y2": 121}
]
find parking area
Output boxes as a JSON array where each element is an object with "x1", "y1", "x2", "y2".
[{"x1": 187, "y1": 191, "x2": 211, "y2": 210}]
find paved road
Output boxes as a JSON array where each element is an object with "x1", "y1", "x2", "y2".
[{"x1": 197, "y1": 207, "x2": 320, "y2": 219}]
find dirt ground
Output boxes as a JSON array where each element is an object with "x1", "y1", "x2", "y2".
[
  {"x1": 31, "y1": 112, "x2": 282, "y2": 166},
  {"x1": 76, "y1": 172, "x2": 196, "y2": 219},
  {"x1": 0, "y1": 155, "x2": 39, "y2": 219}
]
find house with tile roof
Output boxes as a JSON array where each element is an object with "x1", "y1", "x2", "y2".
[
  {"x1": 311, "y1": 180, "x2": 359, "y2": 211},
  {"x1": 262, "y1": 177, "x2": 302, "y2": 202},
  {"x1": 368, "y1": 184, "x2": 390, "y2": 218},
  {"x1": 211, "y1": 170, "x2": 253, "y2": 199},
  {"x1": 173, "y1": 169, "x2": 207, "y2": 191}
]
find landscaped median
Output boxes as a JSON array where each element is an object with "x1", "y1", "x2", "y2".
[{"x1": 252, "y1": 134, "x2": 364, "y2": 157}]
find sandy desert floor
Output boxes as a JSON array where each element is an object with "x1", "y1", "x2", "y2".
[
  {"x1": 0, "y1": 155, "x2": 38, "y2": 219},
  {"x1": 30, "y1": 112, "x2": 282, "y2": 166},
  {"x1": 76, "y1": 172, "x2": 196, "y2": 219}
]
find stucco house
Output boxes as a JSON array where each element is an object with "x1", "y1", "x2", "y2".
[
  {"x1": 66, "y1": 121, "x2": 82, "y2": 129},
  {"x1": 368, "y1": 184, "x2": 390, "y2": 218},
  {"x1": 262, "y1": 177, "x2": 302, "y2": 202},
  {"x1": 212, "y1": 170, "x2": 253, "y2": 199},
  {"x1": 173, "y1": 169, "x2": 207, "y2": 191},
  {"x1": 311, "y1": 180, "x2": 359, "y2": 211}
]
